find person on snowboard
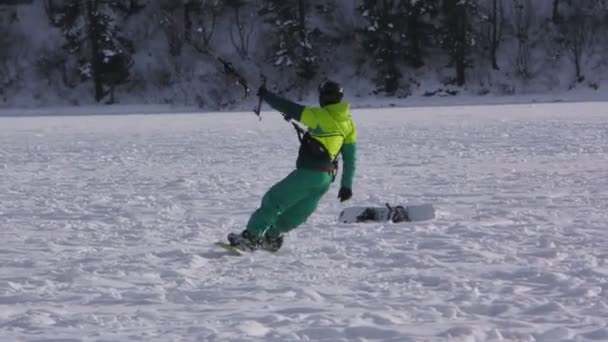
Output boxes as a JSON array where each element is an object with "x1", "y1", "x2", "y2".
[{"x1": 228, "y1": 80, "x2": 357, "y2": 252}]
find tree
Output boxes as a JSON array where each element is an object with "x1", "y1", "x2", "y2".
[
  {"x1": 158, "y1": 1, "x2": 186, "y2": 57},
  {"x1": 45, "y1": 0, "x2": 136, "y2": 102},
  {"x1": 357, "y1": 0, "x2": 439, "y2": 94},
  {"x1": 440, "y1": 0, "x2": 477, "y2": 86},
  {"x1": 260, "y1": 0, "x2": 319, "y2": 81},
  {"x1": 0, "y1": 9, "x2": 20, "y2": 100},
  {"x1": 226, "y1": 0, "x2": 256, "y2": 60},
  {"x1": 512, "y1": 0, "x2": 532, "y2": 78},
  {"x1": 401, "y1": 0, "x2": 439, "y2": 69},
  {"x1": 184, "y1": 0, "x2": 221, "y2": 49},
  {"x1": 474, "y1": 0, "x2": 505, "y2": 71},
  {"x1": 88, "y1": 1, "x2": 135, "y2": 103},
  {"x1": 552, "y1": 0, "x2": 562, "y2": 24},
  {"x1": 555, "y1": 0, "x2": 598, "y2": 83},
  {"x1": 489, "y1": 0, "x2": 504, "y2": 70},
  {"x1": 357, "y1": 0, "x2": 403, "y2": 94}
]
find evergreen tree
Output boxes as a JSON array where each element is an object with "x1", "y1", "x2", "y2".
[
  {"x1": 439, "y1": 0, "x2": 478, "y2": 86},
  {"x1": 45, "y1": 0, "x2": 135, "y2": 102},
  {"x1": 357, "y1": 0, "x2": 438, "y2": 94},
  {"x1": 401, "y1": 0, "x2": 439, "y2": 69},
  {"x1": 357, "y1": 0, "x2": 404, "y2": 94},
  {"x1": 259, "y1": 0, "x2": 319, "y2": 81},
  {"x1": 0, "y1": 9, "x2": 17, "y2": 99},
  {"x1": 554, "y1": 0, "x2": 600, "y2": 83},
  {"x1": 472, "y1": 0, "x2": 505, "y2": 71}
]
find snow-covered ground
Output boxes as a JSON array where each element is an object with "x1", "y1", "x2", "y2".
[{"x1": 1, "y1": 102, "x2": 607, "y2": 341}]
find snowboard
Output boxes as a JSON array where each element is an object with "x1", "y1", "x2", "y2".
[
  {"x1": 338, "y1": 203, "x2": 435, "y2": 224},
  {"x1": 214, "y1": 241, "x2": 282, "y2": 255},
  {"x1": 214, "y1": 242, "x2": 243, "y2": 256}
]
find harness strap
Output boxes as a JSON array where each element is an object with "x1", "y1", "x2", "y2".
[
  {"x1": 288, "y1": 113, "x2": 340, "y2": 183},
  {"x1": 317, "y1": 167, "x2": 336, "y2": 173},
  {"x1": 292, "y1": 122, "x2": 306, "y2": 142}
]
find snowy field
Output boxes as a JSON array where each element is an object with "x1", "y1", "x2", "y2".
[{"x1": 1, "y1": 102, "x2": 607, "y2": 341}]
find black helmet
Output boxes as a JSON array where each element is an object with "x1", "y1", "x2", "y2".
[{"x1": 318, "y1": 80, "x2": 343, "y2": 107}]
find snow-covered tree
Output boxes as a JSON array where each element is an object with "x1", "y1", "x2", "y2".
[
  {"x1": 184, "y1": 0, "x2": 222, "y2": 49},
  {"x1": 511, "y1": 0, "x2": 533, "y2": 79},
  {"x1": 554, "y1": 0, "x2": 602, "y2": 84},
  {"x1": 45, "y1": 0, "x2": 136, "y2": 102},
  {"x1": 439, "y1": 0, "x2": 478, "y2": 86},
  {"x1": 0, "y1": 9, "x2": 21, "y2": 101},
  {"x1": 357, "y1": 0, "x2": 403, "y2": 94},
  {"x1": 357, "y1": 0, "x2": 438, "y2": 94},
  {"x1": 259, "y1": 0, "x2": 319, "y2": 81},
  {"x1": 224, "y1": 0, "x2": 257, "y2": 60},
  {"x1": 481, "y1": 0, "x2": 505, "y2": 70},
  {"x1": 156, "y1": 0, "x2": 224, "y2": 57},
  {"x1": 3, "y1": 0, "x2": 608, "y2": 106},
  {"x1": 400, "y1": 0, "x2": 439, "y2": 69}
]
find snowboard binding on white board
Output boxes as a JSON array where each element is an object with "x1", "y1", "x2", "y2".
[{"x1": 338, "y1": 203, "x2": 435, "y2": 224}]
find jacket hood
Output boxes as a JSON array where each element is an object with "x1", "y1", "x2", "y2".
[{"x1": 323, "y1": 102, "x2": 351, "y2": 121}]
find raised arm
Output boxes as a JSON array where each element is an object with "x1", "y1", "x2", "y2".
[{"x1": 261, "y1": 90, "x2": 305, "y2": 121}]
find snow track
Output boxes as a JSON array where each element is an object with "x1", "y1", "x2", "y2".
[{"x1": 1, "y1": 102, "x2": 607, "y2": 341}]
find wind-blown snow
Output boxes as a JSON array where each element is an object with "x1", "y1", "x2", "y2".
[{"x1": 0, "y1": 102, "x2": 607, "y2": 341}]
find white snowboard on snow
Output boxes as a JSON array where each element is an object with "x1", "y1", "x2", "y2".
[{"x1": 338, "y1": 203, "x2": 435, "y2": 223}]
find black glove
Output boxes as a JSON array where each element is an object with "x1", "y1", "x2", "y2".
[
  {"x1": 257, "y1": 84, "x2": 268, "y2": 97},
  {"x1": 338, "y1": 187, "x2": 352, "y2": 202}
]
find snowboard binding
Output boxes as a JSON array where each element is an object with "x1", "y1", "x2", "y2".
[
  {"x1": 355, "y1": 203, "x2": 410, "y2": 223},
  {"x1": 386, "y1": 203, "x2": 409, "y2": 223},
  {"x1": 227, "y1": 230, "x2": 284, "y2": 253}
]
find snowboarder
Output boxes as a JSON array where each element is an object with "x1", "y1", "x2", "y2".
[{"x1": 227, "y1": 80, "x2": 358, "y2": 252}]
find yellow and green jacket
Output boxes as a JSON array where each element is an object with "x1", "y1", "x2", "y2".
[{"x1": 262, "y1": 91, "x2": 357, "y2": 189}]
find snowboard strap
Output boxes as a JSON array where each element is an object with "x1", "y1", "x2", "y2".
[{"x1": 385, "y1": 203, "x2": 409, "y2": 223}]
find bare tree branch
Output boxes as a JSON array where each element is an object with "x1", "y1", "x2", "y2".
[{"x1": 228, "y1": 2, "x2": 255, "y2": 60}]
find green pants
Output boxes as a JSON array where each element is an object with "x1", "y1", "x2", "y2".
[{"x1": 246, "y1": 169, "x2": 333, "y2": 239}]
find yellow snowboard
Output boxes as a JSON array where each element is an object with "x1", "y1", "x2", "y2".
[{"x1": 214, "y1": 242, "x2": 242, "y2": 256}]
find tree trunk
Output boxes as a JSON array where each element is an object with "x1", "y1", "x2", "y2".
[
  {"x1": 455, "y1": 2, "x2": 467, "y2": 86},
  {"x1": 296, "y1": 0, "x2": 316, "y2": 80},
  {"x1": 443, "y1": 0, "x2": 468, "y2": 86},
  {"x1": 184, "y1": 1, "x2": 192, "y2": 43},
  {"x1": 86, "y1": 0, "x2": 104, "y2": 102},
  {"x1": 514, "y1": 0, "x2": 531, "y2": 78},
  {"x1": 384, "y1": 0, "x2": 399, "y2": 93},
  {"x1": 490, "y1": 0, "x2": 500, "y2": 70},
  {"x1": 44, "y1": 0, "x2": 57, "y2": 25},
  {"x1": 408, "y1": 4, "x2": 423, "y2": 68},
  {"x1": 552, "y1": 0, "x2": 561, "y2": 24},
  {"x1": 575, "y1": 52, "x2": 582, "y2": 81},
  {"x1": 298, "y1": 0, "x2": 306, "y2": 42},
  {"x1": 572, "y1": 20, "x2": 586, "y2": 82}
]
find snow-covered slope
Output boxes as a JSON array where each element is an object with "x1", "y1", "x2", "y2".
[{"x1": 1, "y1": 102, "x2": 607, "y2": 341}]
